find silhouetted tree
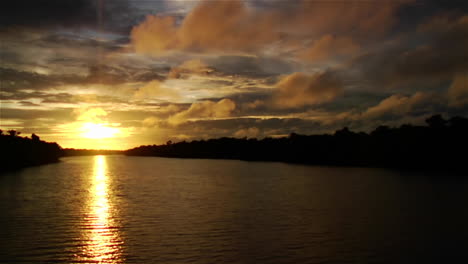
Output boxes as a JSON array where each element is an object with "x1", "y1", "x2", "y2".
[
  {"x1": 0, "y1": 131, "x2": 63, "y2": 172},
  {"x1": 334, "y1": 127, "x2": 353, "y2": 137},
  {"x1": 7, "y1": 130, "x2": 20, "y2": 137},
  {"x1": 426, "y1": 114, "x2": 447, "y2": 128},
  {"x1": 371, "y1": 125, "x2": 390, "y2": 136},
  {"x1": 449, "y1": 116, "x2": 468, "y2": 130},
  {"x1": 31, "y1": 133, "x2": 40, "y2": 141}
]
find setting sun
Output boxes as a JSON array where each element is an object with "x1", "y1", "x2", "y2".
[{"x1": 81, "y1": 123, "x2": 120, "y2": 139}]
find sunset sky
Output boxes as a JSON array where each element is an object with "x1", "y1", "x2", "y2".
[{"x1": 1, "y1": 0, "x2": 467, "y2": 150}]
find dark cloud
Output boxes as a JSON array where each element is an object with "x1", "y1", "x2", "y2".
[
  {"x1": 0, "y1": 67, "x2": 77, "y2": 92},
  {"x1": 349, "y1": 14, "x2": 468, "y2": 91},
  {"x1": 0, "y1": 0, "x2": 135, "y2": 32},
  {"x1": 19, "y1": 101, "x2": 40, "y2": 107},
  {"x1": 0, "y1": 0, "x2": 96, "y2": 28},
  {"x1": 39, "y1": 33, "x2": 127, "y2": 51},
  {"x1": 171, "y1": 117, "x2": 327, "y2": 140},
  {"x1": 207, "y1": 56, "x2": 296, "y2": 79},
  {"x1": 0, "y1": 64, "x2": 166, "y2": 94},
  {"x1": 395, "y1": 0, "x2": 468, "y2": 33},
  {"x1": 42, "y1": 93, "x2": 128, "y2": 105},
  {"x1": 0, "y1": 107, "x2": 70, "y2": 121}
]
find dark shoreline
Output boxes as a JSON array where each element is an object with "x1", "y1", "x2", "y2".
[
  {"x1": 2, "y1": 115, "x2": 467, "y2": 173},
  {"x1": 0, "y1": 132, "x2": 62, "y2": 173},
  {"x1": 125, "y1": 115, "x2": 468, "y2": 172}
]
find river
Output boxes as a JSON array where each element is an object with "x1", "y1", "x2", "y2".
[{"x1": 1, "y1": 155, "x2": 467, "y2": 263}]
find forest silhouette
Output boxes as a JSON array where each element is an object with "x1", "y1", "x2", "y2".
[
  {"x1": 2, "y1": 115, "x2": 467, "y2": 172},
  {"x1": 126, "y1": 115, "x2": 468, "y2": 171},
  {"x1": 0, "y1": 130, "x2": 62, "y2": 172}
]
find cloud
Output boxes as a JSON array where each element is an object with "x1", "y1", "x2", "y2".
[
  {"x1": 349, "y1": 14, "x2": 468, "y2": 90},
  {"x1": 141, "y1": 104, "x2": 183, "y2": 128},
  {"x1": 0, "y1": 0, "x2": 94, "y2": 28},
  {"x1": 74, "y1": 107, "x2": 108, "y2": 122},
  {"x1": 206, "y1": 55, "x2": 295, "y2": 78},
  {"x1": 362, "y1": 92, "x2": 437, "y2": 120},
  {"x1": 131, "y1": 0, "x2": 409, "y2": 55},
  {"x1": 234, "y1": 127, "x2": 260, "y2": 138},
  {"x1": 0, "y1": 0, "x2": 134, "y2": 31},
  {"x1": 168, "y1": 59, "x2": 213, "y2": 79},
  {"x1": 133, "y1": 80, "x2": 180, "y2": 101},
  {"x1": 168, "y1": 99, "x2": 236, "y2": 125},
  {"x1": 131, "y1": 0, "x2": 277, "y2": 54},
  {"x1": 291, "y1": 0, "x2": 409, "y2": 37},
  {"x1": 300, "y1": 34, "x2": 359, "y2": 62},
  {"x1": 142, "y1": 116, "x2": 159, "y2": 128},
  {"x1": 273, "y1": 72, "x2": 343, "y2": 108},
  {"x1": 448, "y1": 73, "x2": 468, "y2": 107},
  {"x1": 167, "y1": 117, "x2": 327, "y2": 141}
]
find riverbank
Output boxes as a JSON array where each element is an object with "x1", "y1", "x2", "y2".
[{"x1": 0, "y1": 132, "x2": 63, "y2": 172}]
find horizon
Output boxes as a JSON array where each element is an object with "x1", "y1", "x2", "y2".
[
  {"x1": 5, "y1": 112, "x2": 465, "y2": 152},
  {"x1": 1, "y1": 0, "x2": 467, "y2": 150}
]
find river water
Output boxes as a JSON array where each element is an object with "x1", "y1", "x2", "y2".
[{"x1": 1, "y1": 155, "x2": 467, "y2": 263}]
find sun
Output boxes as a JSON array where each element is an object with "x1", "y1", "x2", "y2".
[{"x1": 81, "y1": 123, "x2": 120, "y2": 139}]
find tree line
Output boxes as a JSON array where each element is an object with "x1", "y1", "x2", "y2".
[
  {"x1": 125, "y1": 115, "x2": 468, "y2": 171},
  {"x1": 0, "y1": 130, "x2": 63, "y2": 172}
]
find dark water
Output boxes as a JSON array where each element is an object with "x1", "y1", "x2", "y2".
[{"x1": 1, "y1": 156, "x2": 467, "y2": 263}]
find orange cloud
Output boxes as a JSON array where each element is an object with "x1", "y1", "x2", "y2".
[
  {"x1": 300, "y1": 34, "x2": 359, "y2": 62},
  {"x1": 168, "y1": 59, "x2": 213, "y2": 79},
  {"x1": 363, "y1": 92, "x2": 434, "y2": 119},
  {"x1": 131, "y1": 0, "x2": 279, "y2": 55},
  {"x1": 133, "y1": 80, "x2": 180, "y2": 101},
  {"x1": 74, "y1": 107, "x2": 107, "y2": 122},
  {"x1": 448, "y1": 73, "x2": 468, "y2": 107},
  {"x1": 131, "y1": 15, "x2": 178, "y2": 55},
  {"x1": 142, "y1": 116, "x2": 159, "y2": 128},
  {"x1": 169, "y1": 99, "x2": 236, "y2": 125},
  {"x1": 234, "y1": 127, "x2": 260, "y2": 138},
  {"x1": 292, "y1": 1, "x2": 408, "y2": 36},
  {"x1": 131, "y1": 0, "x2": 409, "y2": 56},
  {"x1": 273, "y1": 72, "x2": 343, "y2": 108}
]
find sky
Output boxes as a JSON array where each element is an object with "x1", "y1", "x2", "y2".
[{"x1": 0, "y1": 0, "x2": 467, "y2": 150}]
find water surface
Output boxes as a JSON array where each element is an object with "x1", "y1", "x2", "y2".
[{"x1": 1, "y1": 156, "x2": 467, "y2": 263}]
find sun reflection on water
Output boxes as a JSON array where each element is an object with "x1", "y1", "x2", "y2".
[{"x1": 77, "y1": 155, "x2": 124, "y2": 263}]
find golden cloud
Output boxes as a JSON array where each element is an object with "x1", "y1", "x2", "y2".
[
  {"x1": 74, "y1": 107, "x2": 108, "y2": 122},
  {"x1": 142, "y1": 116, "x2": 159, "y2": 128},
  {"x1": 168, "y1": 59, "x2": 213, "y2": 79},
  {"x1": 362, "y1": 92, "x2": 433, "y2": 119},
  {"x1": 131, "y1": 0, "x2": 408, "y2": 56},
  {"x1": 300, "y1": 34, "x2": 359, "y2": 62},
  {"x1": 448, "y1": 73, "x2": 468, "y2": 107},
  {"x1": 131, "y1": 0, "x2": 278, "y2": 55},
  {"x1": 293, "y1": 1, "x2": 406, "y2": 36},
  {"x1": 133, "y1": 80, "x2": 180, "y2": 101},
  {"x1": 273, "y1": 72, "x2": 343, "y2": 108},
  {"x1": 234, "y1": 127, "x2": 260, "y2": 138},
  {"x1": 168, "y1": 99, "x2": 236, "y2": 125}
]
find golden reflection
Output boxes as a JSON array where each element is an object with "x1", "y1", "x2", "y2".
[{"x1": 77, "y1": 155, "x2": 124, "y2": 263}]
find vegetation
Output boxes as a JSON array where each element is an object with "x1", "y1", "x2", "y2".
[
  {"x1": 63, "y1": 149, "x2": 123, "y2": 156},
  {"x1": 0, "y1": 130, "x2": 63, "y2": 172},
  {"x1": 125, "y1": 115, "x2": 468, "y2": 171}
]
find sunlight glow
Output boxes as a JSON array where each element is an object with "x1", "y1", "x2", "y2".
[
  {"x1": 78, "y1": 155, "x2": 124, "y2": 263},
  {"x1": 81, "y1": 123, "x2": 121, "y2": 139}
]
